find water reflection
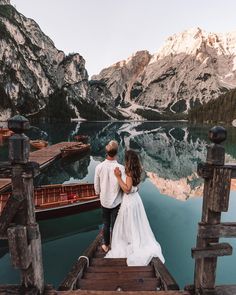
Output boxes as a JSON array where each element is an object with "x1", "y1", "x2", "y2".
[
  {"x1": 1, "y1": 121, "x2": 236, "y2": 287},
  {"x1": 35, "y1": 154, "x2": 91, "y2": 186},
  {"x1": 30, "y1": 121, "x2": 236, "y2": 200}
]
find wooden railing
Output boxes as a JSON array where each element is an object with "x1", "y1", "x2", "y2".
[
  {"x1": 1, "y1": 119, "x2": 235, "y2": 295},
  {"x1": 0, "y1": 115, "x2": 44, "y2": 294},
  {"x1": 192, "y1": 126, "x2": 236, "y2": 295}
]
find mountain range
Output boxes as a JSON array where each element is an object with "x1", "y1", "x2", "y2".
[{"x1": 1, "y1": 0, "x2": 236, "y2": 122}]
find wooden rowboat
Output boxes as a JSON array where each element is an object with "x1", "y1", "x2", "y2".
[
  {"x1": 59, "y1": 232, "x2": 180, "y2": 292},
  {"x1": 60, "y1": 143, "x2": 90, "y2": 158},
  {"x1": 30, "y1": 139, "x2": 48, "y2": 149},
  {"x1": 0, "y1": 183, "x2": 100, "y2": 220},
  {"x1": 0, "y1": 128, "x2": 14, "y2": 139}
]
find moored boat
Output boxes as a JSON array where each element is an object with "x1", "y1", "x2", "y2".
[
  {"x1": 60, "y1": 143, "x2": 90, "y2": 158},
  {"x1": 0, "y1": 183, "x2": 100, "y2": 220},
  {"x1": 0, "y1": 128, "x2": 14, "y2": 139},
  {"x1": 30, "y1": 139, "x2": 48, "y2": 149}
]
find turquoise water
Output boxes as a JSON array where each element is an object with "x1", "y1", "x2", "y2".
[{"x1": 0, "y1": 121, "x2": 236, "y2": 288}]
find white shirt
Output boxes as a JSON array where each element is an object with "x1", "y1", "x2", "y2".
[{"x1": 94, "y1": 159, "x2": 124, "y2": 208}]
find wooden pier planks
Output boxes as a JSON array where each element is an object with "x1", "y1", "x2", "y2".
[
  {"x1": 29, "y1": 142, "x2": 80, "y2": 168},
  {"x1": 2, "y1": 286, "x2": 236, "y2": 294},
  {"x1": 48, "y1": 287, "x2": 236, "y2": 295},
  {"x1": 0, "y1": 142, "x2": 82, "y2": 192},
  {"x1": 59, "y1": 233, "x2": 179, "y2": 293}
]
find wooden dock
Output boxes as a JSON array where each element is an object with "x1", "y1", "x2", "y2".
[
  {"x1": 58, "y1": 233, "x2": 179, "y2": 292},
  {"x1": 0, "y1": 142, "x2": 83, "y2": 192},
  {"x1": 1, "y1": 285, "x2": 236, "y2": 295},
  {"x1": 1, "y1": 118, "x2": 236, "y2": 294}
]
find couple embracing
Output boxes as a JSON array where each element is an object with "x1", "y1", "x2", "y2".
[{"x1": 94, "y1": 140, "x2": 165, "y2": 266}]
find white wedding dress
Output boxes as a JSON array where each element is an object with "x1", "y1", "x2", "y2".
[{"x1": 105, "y1": 186, "x2": 165, "y2": 266}]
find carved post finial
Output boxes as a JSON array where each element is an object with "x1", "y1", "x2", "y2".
[
  {"x1": 8, "y1": 115, "x2": 30, "y2": 164},
  {"x1": 207, "y1": 126, "x2": 226, "y2": 166},
  {"x1": 208, "y1": 126, "x2": 227, "y2": 144},
  {"x1": 8, "y1": 115, "x2": 30, "y2": 134}
]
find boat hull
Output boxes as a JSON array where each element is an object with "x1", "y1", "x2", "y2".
[
  {"x1": 0, "y1": 183, "x2": 100, "y2": 221},
  {"x1": 35, "y1": 198, "x2": 101, "y2": 220}
]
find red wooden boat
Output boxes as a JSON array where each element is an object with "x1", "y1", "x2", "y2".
[
  {"x1": 0, "y1": 183, "x2": 100, "y2": 220},
  {"x1": 60, "y1": 143, "x2": 90, "y2": 158},
  {"x1": 30, "y1": 140, "x2": 48, "y2": 149},
  {"x1": 74, "y1": 135, "x2": 89, "y2": 143},
  {"x1": 0, "y1": 128, "x2": 14, "y2": 139}
]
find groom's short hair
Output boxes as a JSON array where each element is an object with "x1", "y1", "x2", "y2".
[{"x1": 106, "y1": 140, "x2": 118, "y2": 157}]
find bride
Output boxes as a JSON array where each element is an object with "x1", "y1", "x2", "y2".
[{"x1": 105, "y1": 150, "x2": 165, "y2": 266}]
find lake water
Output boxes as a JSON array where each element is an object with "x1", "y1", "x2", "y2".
[{"x1": 0, "y1": 121, "x2": 236, "y2": 288}]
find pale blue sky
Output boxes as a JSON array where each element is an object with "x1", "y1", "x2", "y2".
[{"x1": 11, "y1": 0, "x2": 236, "y2": 77}]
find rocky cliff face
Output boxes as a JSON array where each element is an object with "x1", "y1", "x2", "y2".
[
  {"x1": 0, "y1": 2, "x2": 122, "y2": 121},
  {"x1": 0, "y1": 0, "x2": 10, "y2": 4},
  {"x1": 93, "y1": 28, "x2": 236, "y2": 119},
  {"x1": 2, "y1": 2, "x2": 236, "y2": 121},
  {"x1": 92, "y1": 51, "x2": 152, "y2": 119}
]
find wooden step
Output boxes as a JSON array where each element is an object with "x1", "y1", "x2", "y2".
[
  {"x1": 83, "y1": 271, "x2": 155, "y2": 279},
  {"x1": 90, "y1": 258, "x2": 127, "y2": 267},
  {"x1": 79, "y1": 278, "x2": 159, "y2": 291},
  {"x1": 86, "y1": 266, "x2": 153, "y2": 273},
  {"x1": 192, "y1": 242, "x2": 232, "y2": 259}
]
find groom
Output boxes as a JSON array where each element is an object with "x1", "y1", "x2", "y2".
[{"x1": 94, "y1": 140, "x2": 124, "y2": 253}]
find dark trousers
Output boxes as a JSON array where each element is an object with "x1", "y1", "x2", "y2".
[{"x1": 102, "y1": 204, "x2": 120, "y2": 246}]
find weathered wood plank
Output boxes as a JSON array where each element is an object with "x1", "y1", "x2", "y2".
[
  {"x1": 23, "y1": 171, "x2": 44, "y2": 295},
  {"x1": 79, "y1": 278, "x2": 159, "y2": 291},
  {"x1": 224, "y1": 164, "x2": 236, "y2": 179},
  {"x1": 151, "y1": 257, "x2": 179, "y2": 290},
  {"x1": 7, "y1": 226, "x2": 32, "y2": 269},
  {"x1": 83, "y1": 271, "x2": 155, "y2": 279},
  {"x1": 208, "y1": 168, "x2": 231, "y2": 212},
  {"x1": 0, "y1": 285, "x2": 192, "y2": 294},
  {"x1": 192, "y1": 242, "x2": 232, "y2": 259},
  {"x1": 197, "y1": 163, "x2": 236, "y2": 179},
  {"x1": 198, "y1": 222, "x2": 236, "y2": 238},
  {"x1": 58, "y1": 233, "x2": 102, "y2": 291},
  {"x1": 86, "y1": 266, "x2": 154, "y2": 273},
  {"x1": 0, "y1": 193, "x2": 24, "y2": 235},
  {"x1": 216, "y1": 285, "x2": 236, "y2": 295},
  {"x1": 90, "y1": 258, "x2": 127, "y2": 267},
  {"x1": 0, "y1": 284, "x2": 54, "y2": 294},
  {"x1": 39, "y1": 290, "x2": 192, "y2": 295},
  {"x1": 0, "y1": 161, "x2": 12, "y2": 178}
]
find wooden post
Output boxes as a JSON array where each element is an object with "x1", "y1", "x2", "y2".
[
  {"x1": 194, "y1": 126, "x2": 228, "y2": 295},
  {"x1": 7, "y1": 115, "x2": 44, "y2": 294}
]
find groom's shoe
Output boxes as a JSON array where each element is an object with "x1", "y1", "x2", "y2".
[{"x1": 101, "y1": 244, "x2": 109, "y2": 253}]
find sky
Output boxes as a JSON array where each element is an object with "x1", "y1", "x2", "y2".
[{"x1": 10, "y1": 0, "x2": 236, "y2": 77}]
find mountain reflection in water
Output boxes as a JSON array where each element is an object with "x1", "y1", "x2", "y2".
[
  {"x1": 1, "y1": 121, "x2": 236, "y2": 287},
  {"x1": 33, "y1": 121, "x2": 236, "y2": 200}
]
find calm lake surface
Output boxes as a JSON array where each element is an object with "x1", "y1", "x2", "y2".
[{"x1": 0, "y1": 121, "x2": 236, "y2": 288}]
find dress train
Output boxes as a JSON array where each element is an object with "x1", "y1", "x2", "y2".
[{"x1": 105, "y1": 186, "x2": 165, "y2": 266}]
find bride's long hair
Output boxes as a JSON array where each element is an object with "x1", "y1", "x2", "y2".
[{"x1": 125, "y1": 150, "x2": 142, "y2": 186}]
